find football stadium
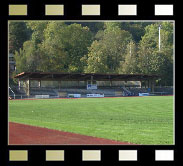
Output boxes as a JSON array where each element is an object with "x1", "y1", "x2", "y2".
[
  {"x1": 8, "y1": 21, "x2": 174, "y2": 145},
  {"x1": 9, "y1": 72, "x2": 174, "y2": 145}
]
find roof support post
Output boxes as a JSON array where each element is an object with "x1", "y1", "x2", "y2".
[
  {"x1": 84, "y1": 80, "x2": 87, "y2": 86},
  {"x1": 148, "y1": 79, "x2": 153, "y2": 92},
  {"x1": 39, "y1": 80, "x2": 41, "y2": 88},
  {"x1": 139, "y1": 81, "x2": 142, "y2": 88},
  {"x1": 59, "y1": 81, "x2": 61, "y2": 90},
  {"x1": 18, "y1": 79, "x2": 21, "y2": 90},
  {"x1": 143, "y1": 80, "x2": 147, "y2": 88},
  {"x1": 91, "y1": 76, "x2": 93, "y2": 84},
  {"x1": 147, "y1": 80, "x2": 150, "y2": 88},
  {"x1": 151, "y1": 79, "x2": 155, "y2": 93},
  {"x1": 26, "y1": 78, "x2": 30, "y2": 96},
  {"x1": 110, "y1": 80, "x2": 112, "y2": 87},
  {"x1": 149, "y1": 80, "x2": 152, "y2": 91}
]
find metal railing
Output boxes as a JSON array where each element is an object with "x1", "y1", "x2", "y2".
[{"x1": 9, "y1": 87, "x2": 15, "y2": 99}]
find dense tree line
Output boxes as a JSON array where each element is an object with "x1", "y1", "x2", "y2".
[{"x1": 9, "y1": 21, "x2": 174, "y2": 86}]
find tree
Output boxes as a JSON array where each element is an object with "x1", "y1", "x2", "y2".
[
  {"x1": 12, "y1": 21, "x2": 174, "y2": 87},
  {"x1": 84, "y1": 26, "x2": 132, "y2": 73},
  {"x1": 14, "y1": 22, "x2": 93, "y2": 73},
  {"x1": 26, "y1": 21, "x2": 49, "y2": 45},
  {"x1": 76, "y1": 22, "x2": 104, "y2": 34},
  {"x1": 14, "y1": 40, "x2": 41, "y2": 73},
  {"x1": 9, "y1": 22, "x2": 31, "y2": 53},
  {"x1": 104, "y1": 22, "x2": 121, "y2": 31},
  {"x1": 137, "y1": 22, "x2": 174, "y2": 85},
  {"x1": 120, "y1": 22, "x2": 153, "y2": 43},
  {"x1": 139, "y1": 22, "x2": 173, "y2": 51},
  {"x1": 118, "y1": 41, "x2": 139, "y2": 74},
  {"x1": 42, "y1": 22, "x2": 93, "y2": 72}
]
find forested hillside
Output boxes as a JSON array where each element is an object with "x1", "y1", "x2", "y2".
[{"x1": 9, "y1": 21, "x2": 174, "y2": 86}]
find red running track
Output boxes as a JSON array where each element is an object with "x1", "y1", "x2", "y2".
[{"x1": 9, "y1": 122, "x2": 135, "y2": 145}]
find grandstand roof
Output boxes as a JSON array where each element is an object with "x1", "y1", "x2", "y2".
[{"x1": 14, "y1": 72, "x2": 160, "y2": 81}]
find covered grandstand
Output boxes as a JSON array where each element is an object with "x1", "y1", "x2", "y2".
[{"x1": 9, "y1": 72, "x2": 164, "y2": 99}]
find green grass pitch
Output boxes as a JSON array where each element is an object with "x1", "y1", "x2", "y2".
[{"x1": 9, "y1": 96, "x2": 174, "y2": 145}]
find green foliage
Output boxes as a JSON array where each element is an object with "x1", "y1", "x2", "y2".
[
  {"x1": 26, "y1": 21, "x2": 48, "y2": 45},
  {"x1": 118, "y1": 41, "x2": 139, "y2": 74},
  {"x1": 104, "y1": 22, "x2": 121, "y2": 31},
  {"x1": 76, "y1": 22, "x2": 104, "y2": 34},
  {"x1": 85, "y1": 26, "x2": 132, "y2": 73},
  {"x1": 11, "y1": 21, "x2": 174, "y2": 85},
  {"x1": 138, "y1": 22, "x2": 173, "y2": 85},
  {"x1": 14, "y1": 41, "x2": 41, "y2": 72},
  {"x1": 120, "y1": 22, "x2": 153, "y2": 42},
  {"x1": 41, "y1": 22, "x2": 93, "y2": 72},
  {"x1": 9, "y1": 22, "x2": 31, "y2": 53},
  {"x1": 14, "y1": 22, "x2": 93, "y2": 73}
]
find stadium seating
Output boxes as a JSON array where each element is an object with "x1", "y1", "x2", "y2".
[
  {"x1": 154, "y1": 87, "x2": 173, "y2": 95},
  {"x1": 9, "y1": 85, "x2": 173, "y2": 99},
  {"x1": 30, "y1": 88, "x2": 58, "y2": 97},
  {"x1": 126, "y1": 87, "x2": 149, "y2": 96}
]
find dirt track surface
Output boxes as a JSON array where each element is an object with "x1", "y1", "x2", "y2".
[{"x1": 9, "y1": 122, "x2": 135, "y2": 145}]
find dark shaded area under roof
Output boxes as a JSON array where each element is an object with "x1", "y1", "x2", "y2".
[{"x1": 14, "y1": 72, "x2": 160, "y2": 81}]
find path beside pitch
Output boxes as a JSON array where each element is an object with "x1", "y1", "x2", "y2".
[{"x1": 9, "y1": 122, "x2": 135, "y2": 145}]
